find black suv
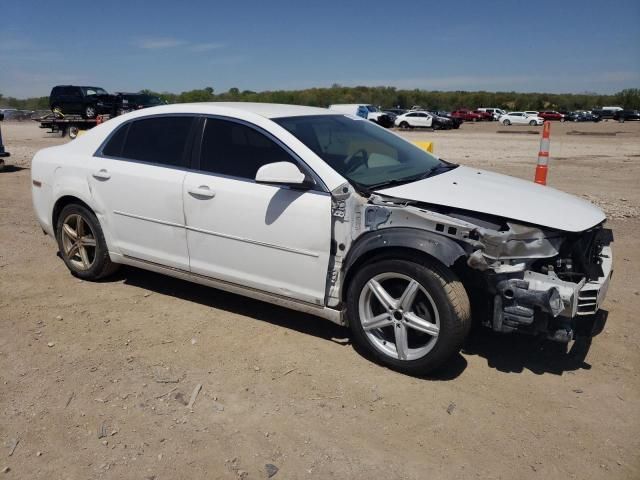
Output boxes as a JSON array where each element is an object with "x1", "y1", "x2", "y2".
[
  {"x1": 49, "y1": 85, "x2": 115, "y2": 118},
  {"x1": 613, "y1": 109, "x2": 640, "y2": 122},
  {"x1": 115, "y1": 93, "x2": 165, "y2": 115}
]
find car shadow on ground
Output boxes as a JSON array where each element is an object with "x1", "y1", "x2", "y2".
[
  {"x1": 108, "y1": 266, "x2": 592, "y2": 379},
  {"x1": 117, "y1": 266, "x2": 349, "y2": 344},
  {"x1": 462, "y1": 327, "x2": 595, "y2": 375},
  {"x1": 113, "y1": 266, "x2": 470, "y2": 381}
]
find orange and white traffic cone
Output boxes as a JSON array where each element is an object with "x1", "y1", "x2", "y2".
[{"x1": 534, "y1": 121, "x2": 551, "y2": 185}]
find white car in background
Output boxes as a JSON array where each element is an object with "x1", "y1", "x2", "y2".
[
  {"x1": 499, "y1": 112, "x2": 544, "y2": 126},
  {"x1": 394, "y1": 111, "x2": 435, "y2": 129},
  {"x1": 31, "y1": 103, "x2": 613, "y2": 375}
]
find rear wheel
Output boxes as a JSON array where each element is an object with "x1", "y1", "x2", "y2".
[
  {"x1": 503, "y1": 119, "x2": 511, "y2": 126},
  {"x1": 399, "y1": 121, "x2": 411, "y2": 129},
  {"x1": 347, "y1": 258, "x2": 471, "y2": 375},
  {"x1": 55, "y1": 204, "x2": 118, "y2": 280},
  {"x1": 68, "y1": 126, "x2": 79, "y2": 139}
]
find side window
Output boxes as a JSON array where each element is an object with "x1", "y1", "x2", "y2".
[
  {"x1": 102, "y1": 123, "x2": 129, "y2": 157},
  {"x1": 120, "y1": 116, "x2": 193, "y2": 166},
  {"x1": 199, "y1": 118, "x2": 295, "y2": 179}
]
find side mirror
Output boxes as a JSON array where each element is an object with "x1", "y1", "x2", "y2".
[{"x1": 255, "y1": 162, "x2": 311, "y2": 188}]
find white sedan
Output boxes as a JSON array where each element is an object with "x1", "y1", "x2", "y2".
[
  {"x1": 31, "y1": 103, "x2": 612, "y2": 374},
  {"x1": 499, "y1": 112, "x2": 544, "y2": 126},
  {"x1": 394, "y1": 111, "x2": 434, "y2": 129}
]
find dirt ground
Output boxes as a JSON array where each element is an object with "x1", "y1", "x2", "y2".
[{"x1": 1, "y1": 119, "x2": 639, "y2": 480}]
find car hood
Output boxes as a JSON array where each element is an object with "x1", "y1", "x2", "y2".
[{"x1": 376, "y1": 166, "x2": 605, "y2": 232}]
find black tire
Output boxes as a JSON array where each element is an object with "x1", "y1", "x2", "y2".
[
  {"x1": 503, "y1": 119, "x2": 511, "y2": 126},
  {"x1": 84, "y1": 104, "x2": 97, "y2": 119},
  {"x1": 347, "y1": 258, "x2": 471, "y2": 375},
  {"x1": 399, "y1": 121, "x2": 411, "y2": 129},
  {"x1": 529, "y1": 120, "x2": 537, "y2": 126},
  {"x1": 55, "y1": 203, "x2": 119, "y2": 280}
]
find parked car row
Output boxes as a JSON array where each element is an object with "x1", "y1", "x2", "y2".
[
  {"x1": 49, "y1": 85, "x2": 166, "y2": 118},
  {"x1": 0, "y1": 108, "x2": 37, "y2": 121}
]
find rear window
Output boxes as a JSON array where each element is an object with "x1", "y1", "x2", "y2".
[{"x1": 116, "y1": 116, "x2": 194, "y2": 166}]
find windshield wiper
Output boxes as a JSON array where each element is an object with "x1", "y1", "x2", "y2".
[{"x1": 365, "y1": 163, "x2": 458, "y2": 191}]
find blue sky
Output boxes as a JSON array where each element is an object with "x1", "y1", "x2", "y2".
[{"x1": 1, "y1": 0, "x2": 639, "y2": 98}]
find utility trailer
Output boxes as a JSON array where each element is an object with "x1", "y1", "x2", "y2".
[{"x1": 34, "y1": 113, "x2": 111, "y2": 139}]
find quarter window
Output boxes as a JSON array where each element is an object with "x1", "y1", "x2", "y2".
[
  {"x1": 119, "y1": 116, "x2": 194, "y2": 167},
  {"x1": 199, "y1": 118, "x2": 295, "y2": 179},
  {"x1": 102, "y1": 123, "x2": 129, "y2": 157}
]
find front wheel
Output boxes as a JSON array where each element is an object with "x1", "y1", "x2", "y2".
[
  {"x1": 55, "y1": 204, "x2": 119, "y2": 280},
  {"x1": 347, "y1": 259, "x2": 471, "y2": 375},
  {"x1": 529, "y1": 120, "x2": 537, "y2": 126},
  {"x1": 84, "y1": 104, "x2": 97, "y2": 119}
]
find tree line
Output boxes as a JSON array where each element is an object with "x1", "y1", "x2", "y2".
[{"x1": 2, "y1": 85, "x2": 639, "y2": 112}]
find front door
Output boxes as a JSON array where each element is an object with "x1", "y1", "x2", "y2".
[{"x1": 183, "y1": 117, "x2": 332, "y2": 305}]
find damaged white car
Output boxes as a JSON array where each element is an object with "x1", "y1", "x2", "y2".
[{"x1": 31, "y1": 103, "x2": 613, "y2": 374}]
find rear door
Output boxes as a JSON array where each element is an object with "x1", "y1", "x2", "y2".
[
  {"x1": 89, "y1": 115, "x2": 195, "y2": 269},
  {"x1": 69, "y1": 87, "x2": 84, "y2": 113},
  {"x1": 183, "y1": 117, "x2": 331, "y2": 305}
]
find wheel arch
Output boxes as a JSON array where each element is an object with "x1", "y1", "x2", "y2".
[
  {"x1": 341, "y1": 228, "x2": 468, "y2": 302},
  {"x1": 52, "y1": 195, "x2": 94, "y2": 229}
]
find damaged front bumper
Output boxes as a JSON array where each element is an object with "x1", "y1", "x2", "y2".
[{"x1": 488, "y1": 246, "x2": 613, "y2": 342}]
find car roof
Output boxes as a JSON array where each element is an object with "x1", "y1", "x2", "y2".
[{"x1": 124, "y1": 102, "x2": 335, "y2": 119}]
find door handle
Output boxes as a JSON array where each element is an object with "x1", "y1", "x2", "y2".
[
  {"x1": 187, "y1": 185, "x2": 216, "y2": 199},
  {"x1": 92, "y1": 169, "x2": 111, "y2": 180}
]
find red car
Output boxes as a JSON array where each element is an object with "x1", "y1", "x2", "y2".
[
  {"x1": 472, "y1": 110, "x2": 494, "y2": 121},
  {"x1": 450, "y1": 109, "x2": 483, "y2": 121},
  {"x1": 538, "y1": 111, "x2": 565, "y2": 121}
]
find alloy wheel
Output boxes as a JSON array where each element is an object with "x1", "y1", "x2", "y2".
[
  {"x1": 358, "y1": 272, "x2": 440, "y2": 361},
  {"x1": 61, "y1": 213, "x2": 97, "y2": 271}
]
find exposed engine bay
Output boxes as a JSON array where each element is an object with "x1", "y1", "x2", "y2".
[{"x1": 327, "y1": 183, "x2": 613, "y2": 342}]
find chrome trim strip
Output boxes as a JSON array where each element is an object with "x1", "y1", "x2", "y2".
[
  {"x1": 113, "y1": 210, "x2": 184, "y2": 228},
  {"x1": 186, "y1": 225, "x2": 320, "y2": 258},
  {"x1": 113, "y1": 210, "x2": 320, "y2": 258}
]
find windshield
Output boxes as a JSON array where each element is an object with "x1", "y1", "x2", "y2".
[
  {"x1": 274, "y1": 114, "x2": 447, "y2": 190},
  {"x1": 83, "y1": 87, "x2": 108, "y2": 96}
]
